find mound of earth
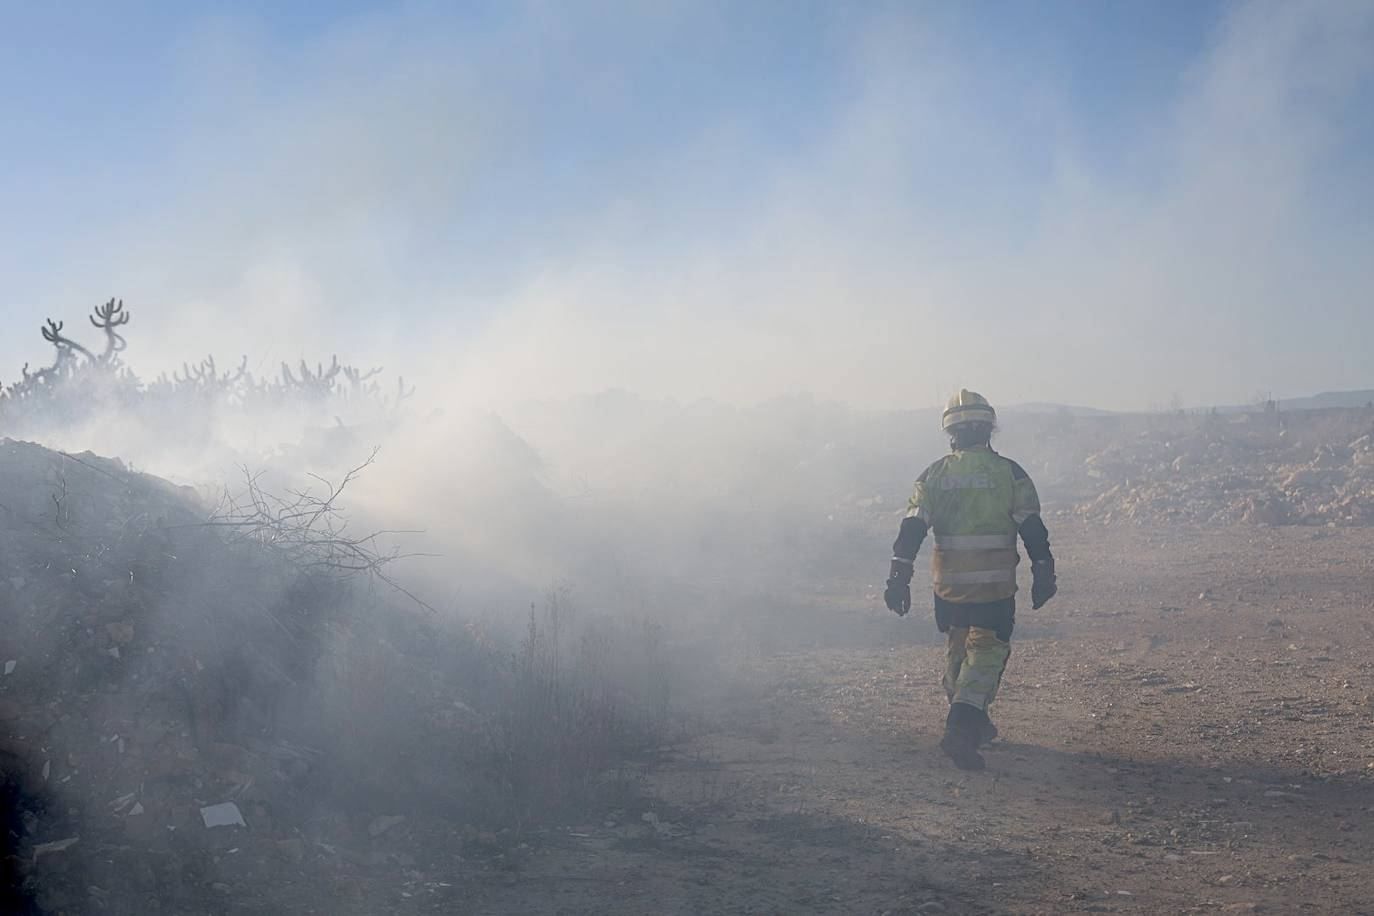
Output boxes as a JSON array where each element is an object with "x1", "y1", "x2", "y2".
[{"x1": 0, "y1": 439, "x2": 532, "y2": 914}]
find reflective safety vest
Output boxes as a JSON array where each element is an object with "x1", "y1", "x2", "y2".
[{"x1": 906, "y1": 447, "x2": 1041, "y2": 604}]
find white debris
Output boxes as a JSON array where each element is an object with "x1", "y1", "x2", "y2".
[
  {"x1": 3, "y1": 660, "x2": 15, "y2": 676},
  {"x1": 129, "y1": 802, "x2": 145, "y2": 817},
  {"x1": 200, "y1": 802, "x2": 247, "y2": 829}
]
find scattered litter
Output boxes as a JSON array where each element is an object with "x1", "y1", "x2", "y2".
[
  {"x1": 128, "y1": 803, "x2": 145, "y2": 817},
  {"x1": 3, "y1": 660, "x2": 15, "y2": 676},
  {"x1": 200, "y1": 802, "x2": 247, "y2": 829}
]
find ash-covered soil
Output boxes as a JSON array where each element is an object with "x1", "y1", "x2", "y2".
[{"x1": 467, "y1": 521, "x2": 1374, "y2": 915}]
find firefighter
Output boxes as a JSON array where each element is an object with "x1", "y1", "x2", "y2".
[{"x1": 883, "y1": 390, "x2": 1057, "y2": 770}]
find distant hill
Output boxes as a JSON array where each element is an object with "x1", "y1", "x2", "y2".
[
  {"x1": 1275, "y1": 390, "x2": 1374, "y2": 410},
  {"x1": 1004, "y1": 402, "x2": 1120, "y2": 417},
  {"x1": 1009, "y1": 390, "x2": 1374, "y2": 417}
]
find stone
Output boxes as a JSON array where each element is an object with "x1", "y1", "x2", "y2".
[
  {"x1": 33, "y1": 837, "x2": 80, "y2": 861},
  {"x1": 106, "y1": 621, "x2": 135, "y2": 645},
  {"x1": 200, "y1": 802, "x2": 247, "y2": 829}
]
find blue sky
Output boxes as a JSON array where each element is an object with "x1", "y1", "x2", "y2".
[{"x1": 1, "y1": 1, "x2": 1371, "y2": 410}]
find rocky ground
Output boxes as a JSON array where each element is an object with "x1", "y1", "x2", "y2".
[{"x1": 1051, "y1": 409, "x2": 1374, "y2": 528}]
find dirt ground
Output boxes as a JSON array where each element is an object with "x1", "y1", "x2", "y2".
[
  {"x1": 23, "y1": 519, "x2": 1372, "y2": 915},
  {"x1": 452, "y1": 519, "x2": 1374, "y2": 915}
]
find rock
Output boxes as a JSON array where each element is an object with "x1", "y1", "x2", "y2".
[
  {"x1": 368, "y1": 815, "x2": 406, "y2": 838},
  {"x1": 1243, "y1": 497, "x2": 1290, "y2": 526},
  {"x1": 32, "y1": 837, "x2": 80, "y2": 862},
  {"x1": 1101, "y1": 809, "x2": 1121, "y2": 825},
  {"x1": 200, "y1": 802, "x2": 247, "y2": 829},
  {"x1": 105, "y1": 621, "x2": 135, "y2": 645}
]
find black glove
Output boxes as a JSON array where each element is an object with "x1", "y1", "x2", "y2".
[
  {"x1": 1031, "y1": 558, "x2": 1057, "y2": 609},
  {"x1": 884, "y1": 559, "x2": 913, "y2": 616}
]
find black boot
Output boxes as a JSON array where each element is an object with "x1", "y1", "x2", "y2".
[
  {"x1": 940, "y1": 703, "x2": 987, "y2": 771},
  {"x1": 980, "y1": 718, "x2": 999, "y2": 746}
]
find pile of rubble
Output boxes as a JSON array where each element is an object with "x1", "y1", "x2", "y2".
[
  {"x1": 0, "y1": 435, "x2": 670, "y2": 913},
  {"x1": 1068, "y1": 416, "x2": 1374, "y2": 527},
  {"x1": 0, "y1": 439, "x2": 507, "y2": 913}
]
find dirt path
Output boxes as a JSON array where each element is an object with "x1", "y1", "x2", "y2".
[{"x1": 462, "y1": 522, "x2": 1374, "y2": 915}]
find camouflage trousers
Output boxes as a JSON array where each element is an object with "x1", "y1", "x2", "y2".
[{"x1": 943, "y1": 626, "x2": 1011, "y2": 712}]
